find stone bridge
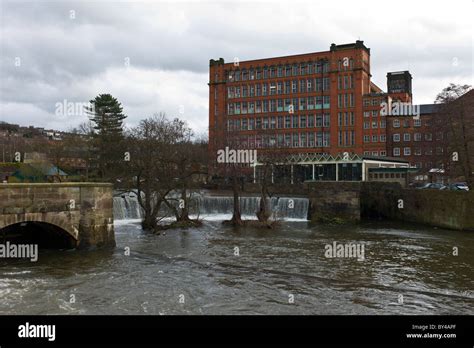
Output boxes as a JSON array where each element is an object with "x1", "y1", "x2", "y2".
[{"x1": 0, "y1": 183, "x2": 115, "y2": 249}]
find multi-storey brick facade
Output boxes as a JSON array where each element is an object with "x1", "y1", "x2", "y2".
[
  {"x1": 209, "y1": 41, "x2": 374, "y2": 172},
  {"x1": 208, "y1": 41, "x2": 465, "y2": 182}
]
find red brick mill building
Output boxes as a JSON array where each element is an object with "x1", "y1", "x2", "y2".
[{"x1": 208, "y1": 41, "x2": 449, "y2": 184}]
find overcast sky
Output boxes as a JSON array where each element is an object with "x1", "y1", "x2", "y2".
[{"x1": 0, "y1": 0, "x2": 472, "y2": 134}]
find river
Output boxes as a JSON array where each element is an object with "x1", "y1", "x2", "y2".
[{"x1": 1, "y1": 199, "x2": 473, "y2": 314}]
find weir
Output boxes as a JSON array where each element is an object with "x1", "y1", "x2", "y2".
[{"x1": 113, "y1": 193, "x2": 309, "y2": 220}]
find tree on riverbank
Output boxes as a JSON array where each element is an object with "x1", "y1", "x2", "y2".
[
  {"x1": 125, "y1": 114, "x2": 198, "y2": 231},
  {"x1": 86, "y1": 94, "x2": 127, "y2": 180},
  {"x1": 161, "y1": 131, "x2": 208, "y2": 224}
]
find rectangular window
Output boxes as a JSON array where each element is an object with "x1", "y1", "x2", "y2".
[
  {"x1": 300, "y1": 115, "x2": 306, "y2": 128},
  {"x1": 308, "y1": 114, "x2": 314, "y2": 127},
  {"x1": 380, "y1": 134, "x2": 386, "y2": 142},
  {"x1": 393, "y1": 119, "x2": 400, "y2": 128},
  {"x1": 277, "y1": 99, "x2": 284, "y2": 112},
  {"x1": 300, "y1": 133, "x2": 306, "y2": 147},
  {"x1": 393, "y1": 148, "x2": 400, "y2": 156},
  {"x1": 393, "y1": 133, "x2": 400, "y2": 142},
  {"x1": 270, "y1": 117, "x2": 276, "y2": 129},
  {"x1": 292, "y1": 133, "x2": 299, "y2": 147},
  {"x1": 414, "y1": 119, "x2": 421, "y2": 127},
  {"x1": 248, "y1": 102, "x2": 254, "y2": 114},
  {"x1": 292, "y1": 80, "x2": 297, "y2": 93},
  {"x1": 277, "y1": 82, "x2": 282, "y2": 95},
  {"x1": 414, "y1": 133, "x2": 421, "y2": 141},
  {"x1": 299, "y1": 80, "x2": 306, "y2": 93},
  {"x1": 323, "y1": 95, "x2": 330, "y2": 109},
  {"x1": 364, "y1": 135, "x2": 370, "y2": 143},
  {"x1": 372, "y1": 135, "x2": 378, "y2": 142},
  {"x1": 292, "y1": 116, "x2": 298, "y2": 128},
  {"x1": 285, "y1": 116, "x2": 291, "y2": 128},
  {"x1": 323, "y1": 113, "x2": 330, "y2": 127},
  {"x1": 315, "y1": 78, "x2": 322, "y2": 91},
  {"x1": 404, "y1": 147, "x2": 411, "y2": 156},
  {"x1": 316, "y1": 114, "x2": 323, "y2": 127},
  {"x1": 241, "y1": 102, "x2": 248, "y2": 114},
  {"x1": 403, "y1": 133, "x2": 411, "y2": 141},
  {"x1": 323, "y1": 77, "x2": 330, "y2": 91},
  {"x1": 277, "y1": 66, "x2": 283, "y2": 77},
  {"x1": 277, "y1": 116, "x2": 283, "y2": 128}
]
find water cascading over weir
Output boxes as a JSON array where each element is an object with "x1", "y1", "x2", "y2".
[{"x1": 113, "y1": 192, "x2": 309, "y2": 221}]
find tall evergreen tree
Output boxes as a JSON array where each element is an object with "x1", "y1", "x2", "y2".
[{"x1": 86, "y1": 94, "x2": 127, "y2": 179}]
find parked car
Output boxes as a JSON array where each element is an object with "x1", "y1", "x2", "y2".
[
  {"x1": 441, "y1": 183, "x2": 469, "y2": 191},
  {"x1": 417, "y1": 183, "x2": 446, "y2": 190}
]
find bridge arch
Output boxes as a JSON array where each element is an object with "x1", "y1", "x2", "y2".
[
  {"x1": 0, "y1": 183, "x2": 115, "y2": 249},
  {"x1": 0, "y1": 213, "x2": 78, "y2": 249},
  {"x1": 0, "y1": 221, "x2": 78, "y2": 250}
]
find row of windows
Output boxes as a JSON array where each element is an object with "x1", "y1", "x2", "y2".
[
  {"x1": 392, "y1": 132, "x2": 443, "y2": 142},
  {"x1": 226, "y1": 61, "x2": 332, "y2": 82},
  {"x1": 363, "y1": 120, "x2": 386, "y2": 129},
  {"x1": 226, "y1": 78, "x2": 331, "y2": 98},
  {"x1": 363, "y1": 99, "x2": 382, "y2": 107},
  {"x1": 369, "y1": 172, "x2": 405, "y2": 179},
  {"x1": 364, "y1": 111, "x2": 383, "y2": 117},
  {"x1": 363, "y1": 135, "x2": 387, "y2": 143},
  {"x1": 230, "y1": 132, "x2": 331, "y2": 148},
  {"x1": 392, "y1": 119, "x2": 422, "y2": 128},
  {"x1": 337, "y1": 75, "x2": 354, "y2": 90},
  {"x1": 337, "y1": 112, "x2": 355, "y2": 126},
  {"x1": 337, "y1": 94, "x2": 355, "y2": 108},
  {"x1": 363, "y1": 151, "x2": 387, "y2": 156},
  {"x1": 227, "y1": 97, "x2": 331, "y2": 115},
  {"x1": 338, "y1": 130, "x2": 356, "y2": 146},
  {"x1": 393, "y1": 147, "x2": 445, "y2": 156},
  {"x1": 227, "y1": 114, "x2": 331, "y2": 131}
]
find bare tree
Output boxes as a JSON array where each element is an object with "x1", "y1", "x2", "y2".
[
  {"x1": 253, "y1": 127, "x2": 290, "y2": 225},
  {"x1": 125, "y1": 114, "x2": 192, "y2": 231}
]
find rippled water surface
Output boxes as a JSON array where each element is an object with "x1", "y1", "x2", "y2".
[{"x1": 1, "y1": 219, "x2": 473, "y2": 314}]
